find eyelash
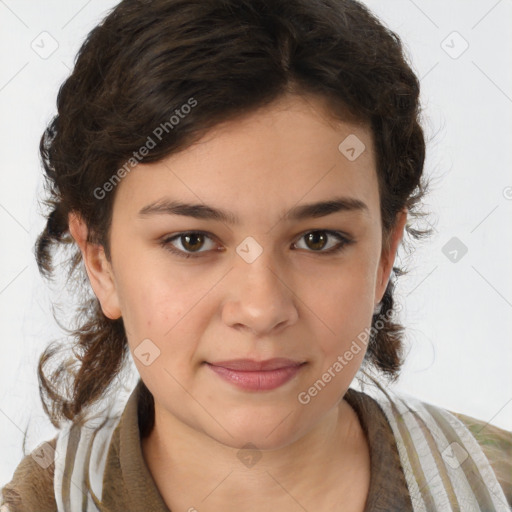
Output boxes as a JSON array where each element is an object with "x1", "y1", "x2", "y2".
[{"x1": 159, "y1": 230, "x2": 354, "y2": 259}]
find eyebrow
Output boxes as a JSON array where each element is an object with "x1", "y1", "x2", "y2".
[{"x1": 138, "y1": 196, "x2": 369, "y2": 224}]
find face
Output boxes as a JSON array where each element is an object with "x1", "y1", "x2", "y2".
[{"x1": 76, "y1": 94, "x2": 406, "y2": 450}]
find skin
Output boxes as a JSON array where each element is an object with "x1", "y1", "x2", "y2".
[{"x1": 69, "y1": 93, "x2": 407, "y2": 511}]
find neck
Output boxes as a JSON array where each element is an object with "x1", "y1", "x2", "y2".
[{"x1": 141, "y1": 398, "x2": 370, "y2": 511}]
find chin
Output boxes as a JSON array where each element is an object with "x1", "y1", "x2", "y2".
[
  {"x1": 207, "y1": 412, "x2": 308, "y2": 453},
  {"x1": 220, "y1": 431, "x2": 301, "y2": 454}
]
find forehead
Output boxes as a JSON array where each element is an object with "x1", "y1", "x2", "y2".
[{"x1": 112, "y1": 94, "x2": 378, "y2": 221}]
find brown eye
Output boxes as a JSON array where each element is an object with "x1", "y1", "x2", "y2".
[
  {"x1": 181, "y1": 233, "x2": 205, "y2": 252},
  {"x1": 294, "y1": 230, "x2": 353, "y2": 254},
  {"x1": 160, "y1": 231, "x2": 218, "y2": 258},
  {"x1": 304, "y1": 231, "x2": 328, "y2": 251}
]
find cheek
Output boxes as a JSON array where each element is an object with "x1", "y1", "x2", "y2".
[
  {"x1": 314, "y1": 262, "x2": 376, "y2": 327},
  {"x1": 115, "y1": 261, "x2": 197, "y2": 344},
  {"x1": 120, "y1": 279, "x2": 203, "y2": 387},
  {"x1": 305, "y1": 255, "x2": 377, "y2": 364}
]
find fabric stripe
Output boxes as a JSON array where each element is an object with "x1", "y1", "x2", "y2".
[
  {"x1": 54, "y1": 412, "x2": 122, "y2": 511},
  {"x1": 58, "y1": 424, "x2": 81, "y2": 512},
  {"x1": 391, "y1": 394, "x2": 453, "y2": 510},
  {"x1": 54, "y1": 426, "x2": 70, "y2": 512},
  {"x1": 363, "y1": 384, "x2": 428, "y2": 511},
  {"x1": 68, "y1": 423, "x2": 94, "y2": 511},
  {"x1": 65, "y1": 426, "x2": 82, "y2": 512},
  {"x1": 434, "y1": 405, "x2": 511, "y2": 511},
  {"x1": 412, "y1": 398, "x2": 481, "y2": 509},
  {"x1": 77, "y1": 415, "x2": 117, "y2": 512},
  {"x1": 86, "y1": 492, "x2": 98, "y2": 511},
  {"x1": 398, "y1": 396, "x2": 480, "y2": 511},
  {"x1": 421, "y1": 401, "x2": 493, "y2": 510},
  {"x1": 363, "y1": 379, "x2": 510, "y2": 512},
  {"x1": 399, "y1": 397, "x2": 460, "y2": 508},
  {"x1": 81, "y1": 480, "x2": 88, "y2": 512},
  {"x1": 52, "y1": 378, "x2": 509, "y2": 511},
  {"x1": 85, "y1": 415, "x2": 120, "y2": 503}
]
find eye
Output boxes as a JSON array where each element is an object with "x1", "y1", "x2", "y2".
[
  {"x1": 293, "y1": 230, "x2": 353, "y2": 254},
  {"x1": 160, "y1": 231, "x2": 219, "y2": 258},
  {"x1": 160, "y1": 229, "x2": 354, "y2": 259}
]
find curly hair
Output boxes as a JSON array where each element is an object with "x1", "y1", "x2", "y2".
[{"x1": 33, "y1": 0, "x2": 432, "y2": 430}]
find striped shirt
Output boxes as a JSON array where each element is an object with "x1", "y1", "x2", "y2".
[{"x1": 1, "y1": 378, "x2": 511, "y2": 511}]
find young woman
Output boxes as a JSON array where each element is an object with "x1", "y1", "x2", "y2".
[{"x1": 1, "y1": 0, "x2": 510, "y2": 511}]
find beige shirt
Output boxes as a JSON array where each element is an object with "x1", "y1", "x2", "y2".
[{"x1": 2, "y1": 379, "x2": 511, "y2": 511}]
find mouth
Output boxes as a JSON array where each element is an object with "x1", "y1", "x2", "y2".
[{"x1": 205, "y1": 358, "x2": 307, "y2": 391}]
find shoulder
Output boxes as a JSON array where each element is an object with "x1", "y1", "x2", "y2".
[
  {"x1": 399, "y1": 392, "x2": 512, "y2": 509},
  {"x1": 1, "y1": 387, "x2": 135, "y2": 512},
  {"x1": 448, "y1": 409, "x2": 512, "y2": 508},
  {"x1": 358, "y1": 382, "x2": 512, "y2": 509},
  {"x1": 0, "y1": 436, "x2": 58, "y2": 512},
  {"x1": 1, "y1": 411, "x2": 121, "y2": 512}
]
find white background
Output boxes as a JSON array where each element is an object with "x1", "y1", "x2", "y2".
[{"x1": 1, "y1": 0, "x2": 511, "y2": 488}]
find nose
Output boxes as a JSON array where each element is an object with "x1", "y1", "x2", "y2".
[{"x1": 221, "y1": 249, "x2": 299, "y2": 337}]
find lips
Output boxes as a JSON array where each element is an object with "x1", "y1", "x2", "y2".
[
  {"x1": 208, "y1": 358, "x2": 303, "y2": 371},
  {"x1": 205, "y1": 358, "x2": 306, "y2": 391}
]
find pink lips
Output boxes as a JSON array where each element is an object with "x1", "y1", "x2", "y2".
[{"x1": 206, "y1": 358, "x2": 305, "y2": 391}]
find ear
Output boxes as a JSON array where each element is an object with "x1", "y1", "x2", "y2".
[
  {"x1": 68, "y1": 212, "x2": 122, "y2": 320},
  {"x1": 374, "y1": 208, "x2": 408, "y2": 306}
]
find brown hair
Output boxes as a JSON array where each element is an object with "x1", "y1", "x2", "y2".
[{"x1": 33, "y1": 0, "x2": 432, "y2": 431}]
